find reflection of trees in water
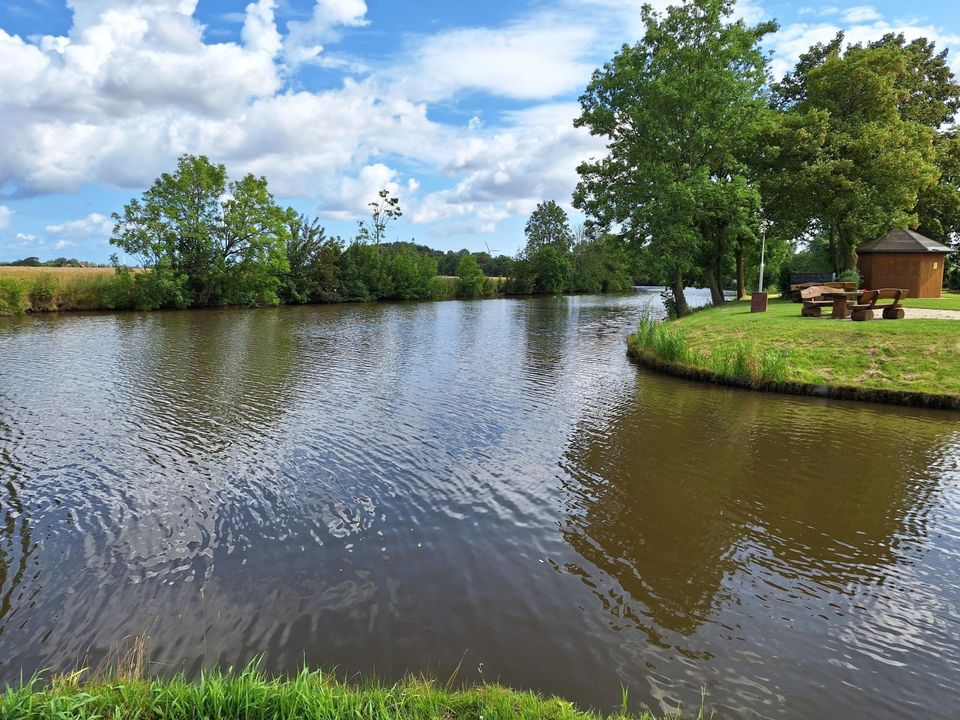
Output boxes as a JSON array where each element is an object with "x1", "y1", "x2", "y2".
[
  {"x1": 115, "y1": 308, "x2": 303, "y2": 453},
  {"x1": 0, "y1": 446, "x2": 34, "y2": 637},
  {"x1": 559, "y1": 373, "x2": 952, "y2": 639}
]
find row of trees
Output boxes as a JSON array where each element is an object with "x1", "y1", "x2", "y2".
[
  {"x1": 574, "y1": 0, "x2": 960, "y2": 316},
  {"x1": 109, "y1": 155, "x2": 509, "y2": 309},
  {"x1": 1, "y1": 257, "x2": 107, "y2": 268},
  {"x1": 108, "y1": 157, "x2": 636, "y2": 311}
]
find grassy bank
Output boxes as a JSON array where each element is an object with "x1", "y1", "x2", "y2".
[
  {"x1": 0, "y1": 668, "x2": 680, "y2": 720},
  {"x1": 0, "y1": 268, "x2": 506, "y2": 315},
  {"x1": 628, "y1": 299, "x2": 960, "y2": 401}
]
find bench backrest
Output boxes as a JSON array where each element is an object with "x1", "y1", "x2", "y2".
[
  {"x1": 859, "y1": 290, "x2": 880, "y2": 306},
  {"x1": 875, "y1": 288, "x2": 907, "y2": 305}
]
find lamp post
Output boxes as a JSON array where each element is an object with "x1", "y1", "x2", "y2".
[
  {"x1": 751, "y1": 218, "x2": 770, "y2": 313},
  {"x1": 758, "y1": 219, "x2": 768, "y2": 293}
]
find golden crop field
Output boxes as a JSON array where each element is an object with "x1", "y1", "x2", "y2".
[{"x1": 0, "y1": 266, "x2": 116, "y2": 281}]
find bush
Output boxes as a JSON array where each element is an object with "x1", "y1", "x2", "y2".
[
  {"x1": 0, "y1": 278, "x2": 26, "y2": 315},
  {"x1": 456, "y1": 254, "x2": 487, "y2": 297},
  {"x1": 27, "y1": 273, "x2": 58, "y2": 310}
]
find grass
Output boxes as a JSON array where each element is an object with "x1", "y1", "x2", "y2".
[
  {"x1": 0, "y1": 266, "x2": 115, "y2": 281},
  {"x1": 0, "y1": 666, "x2": 688, "y2": 720},
  {"x1": 0, "y1": 271, "x2": 125, "y2": 313},
  {"x1": 902, "y1": 291, "x2": 960, "y2": 311},
  {"x1": 629, "y1": 299, "x2": 960, "y2": 398}
]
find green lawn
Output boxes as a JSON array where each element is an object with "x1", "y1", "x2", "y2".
[
  {"x1": 903, "y1": 291, "x2": 960, "y2": 311},
  {"x1": 643, "y1": 298, "x2": 960, "y2": 397}
]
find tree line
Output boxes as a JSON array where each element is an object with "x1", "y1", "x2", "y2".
[
  {"x1": 104, "y1": 154, "x2": 638, "y2": 311},
  {"x1": 574, "y1": 0, "x2": 960, "y2": 316}
]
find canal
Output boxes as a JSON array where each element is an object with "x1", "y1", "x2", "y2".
[{"x1": 0, "y1": 290, "x2": 957, "y2": 718}]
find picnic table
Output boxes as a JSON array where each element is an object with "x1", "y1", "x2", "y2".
[
  {"x1": 821, "y1": 290, "x2": 863, "y2": 319},
  {"x1": 800, "y1": 286, "x2": 858, "y2": 318},
  {"x1": 800, "y1": 287, "x2": 908, "y2": 320}
]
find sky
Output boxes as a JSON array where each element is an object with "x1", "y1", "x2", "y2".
[{"x1": 1, "y1": 0, "x2": 959, "y2": 263}]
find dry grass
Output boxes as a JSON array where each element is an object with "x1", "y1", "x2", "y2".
[{"x1": 0, "y1": 266, "x2": 116, "y2": 281}]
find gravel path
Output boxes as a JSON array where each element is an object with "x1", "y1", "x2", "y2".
[{"x1": 905, "y1": 308, "x2": 960, "y2": 320}]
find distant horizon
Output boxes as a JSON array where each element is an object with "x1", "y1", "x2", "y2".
[{"x1": 2, "y1": 0, "x2": 959, "y2": 263}]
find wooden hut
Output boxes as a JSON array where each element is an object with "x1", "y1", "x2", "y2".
[{"x1": 856, "y1": 229, "x2": 954, "y2": 299}]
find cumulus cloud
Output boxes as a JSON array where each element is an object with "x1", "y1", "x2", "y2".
[
  {"x1": 767, "y1": 17, "x2": 960, "y2": 80},
  {"x1": 46, "y1": 212, "x2": 113, "y2": 237},
  {"x1": 284, "y1": 0, "x2": 368, "y2": 66},
  {"x1": 0, "y1": 205, "x2": 12, "y2": 229}
]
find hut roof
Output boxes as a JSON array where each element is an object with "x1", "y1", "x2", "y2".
[{"x1": 858, "y1": 229, "x2": 954, "y2": 254}]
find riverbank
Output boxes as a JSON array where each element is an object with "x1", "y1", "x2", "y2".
[
  {"x1": 627, "y1": 298, "x2": 960, "y2": 410},
  {"x1": 0, "y1": 668, "x2": 674, "y2": 720},
  {"x1": 0, "y1": 267, "x2": 505, "y2": 315}
]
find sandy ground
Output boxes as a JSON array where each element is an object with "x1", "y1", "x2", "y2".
[{"x1": 905, "y1": 308, "x2": 960, "y2": 320}]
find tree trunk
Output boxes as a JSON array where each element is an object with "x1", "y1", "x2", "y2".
[
  {"x1": 672, "y1": 265, "x2": 690, "y2": 318},
  {"x1": 707, "y1": 265, "x2": 725, "y2": 305},
  {"x1": 735, "y1": 246, "x2": 746, "y2": 299}
]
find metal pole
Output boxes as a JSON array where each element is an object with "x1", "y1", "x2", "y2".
[{"x1": 758, "y1": 221, "x2": 767, "y2": 293}]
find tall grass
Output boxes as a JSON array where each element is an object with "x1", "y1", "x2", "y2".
[
  {"x1": 630, "y1": 315, "x2": 790, "y2": 384},
  {"x1": 0, "y1": 665, "x2": 688, "y2": 720},
  {"x1": 631, "y1": 315, "x2": 694, "y2": 364},
  {"x1": 0, "y1": 266, "x2": 115, "y2": 281}
]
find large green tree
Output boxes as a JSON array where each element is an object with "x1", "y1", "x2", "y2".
[
  {"x1": 523, "y1": 201, "x2": 574, "y2": 255},
  {"x1": 574, "y1": 0, "x2": 775, "y2": 315},
  {"x1": 111, "y1": 154, "x2": 289, "y2": 306},
  {"x1": 768, "y1": 34, "x2": 950, "y2": 273}
]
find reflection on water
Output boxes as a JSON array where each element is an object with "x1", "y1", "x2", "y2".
[{"x1": 0, "y1": 292, "x2": 958, "y2": 719}]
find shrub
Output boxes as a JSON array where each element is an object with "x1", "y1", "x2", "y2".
[
  {"x1": 27, "y1": 273, "x2": 59, "y2": 310},
  {"x1": 0, "y1": 277, "x2": 26, "y2": 315},
  {"x1": 456, "y1": 254, "x2": 487, "y2": 297}
]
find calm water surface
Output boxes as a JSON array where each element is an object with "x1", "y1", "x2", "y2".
[{"x1": 0, "y1": 290, "x2": 958, "y2": 719}]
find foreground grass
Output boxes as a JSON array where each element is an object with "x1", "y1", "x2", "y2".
[
  {"x1": 630, "y1": 299, "x2": 960, "y2": 398},
  {"x1": 0, "y1": 668, "x2": 681, "y2": 720}
]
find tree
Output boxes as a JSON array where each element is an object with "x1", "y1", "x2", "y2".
[
  {"x1": 530, "y1": 246, "x2": 571, "y2": 295},
  {"x1": 768, "y1": 34, "x2": 947, "y2": 273},
  {"x1": 523, "y1": 201, "x2": 574, "y2": 255},
  {"x1": 456, "y1": 253, "x2": 487, "y2": 297},
  {"x1": 280, "y1": 213, "x2": 343, "y2": 304},
  {"x1": 357, "y1": 189, "x2": 402, "y2": 245},
  {"x1": 574, "y1": 0, "x2": 776, "y2": 316},
  {"x1": 110, "y1": 154, "x2": 289, "y2": 306}
]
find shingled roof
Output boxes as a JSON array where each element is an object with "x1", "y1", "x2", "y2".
[{"x1": 858, "y1": 229, "x2": 954, "y2": 254}]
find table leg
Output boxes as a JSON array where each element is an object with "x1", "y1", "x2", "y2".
[{"x1": 832, "y1": 296, "x2": 848, "y2": 319}]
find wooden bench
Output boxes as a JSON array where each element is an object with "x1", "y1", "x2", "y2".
[
  {"x1": 849, "y1": 289, "x2": 908, "y2": 321},
  {"x1": 800, "y1": 286, "x2": 842, "y2": 317}
]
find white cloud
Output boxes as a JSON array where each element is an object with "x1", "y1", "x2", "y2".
[
  {"x1": 768, "y1": 17, "x2": 960, "y2": 80},
  {"x1": 0, "y1": 205, "x2": 12, "y2": 229},
  {"x1": 15, "y1": 232, "x2": 37, "y2": 242},
  {"x1": 284, "y1": 0, "x2": 368, "y2": 66},
  {"x1": 46, "y1": 212, "x2": 113, "y2": 237},
  {"x1": 394, "y1": 19, "x2": 599, "y2": 102},
  {"x1": 842, "y1": 6, "x2": 883, "y2": 23}
]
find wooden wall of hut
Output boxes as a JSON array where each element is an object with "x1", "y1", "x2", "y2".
[{"x1": 858, "y1": 253, "x2": 945, "y2": 298}]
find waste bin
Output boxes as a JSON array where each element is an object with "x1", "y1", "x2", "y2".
[{"x1": 751, "y1": 292, "x2": 768, "y2": 313}]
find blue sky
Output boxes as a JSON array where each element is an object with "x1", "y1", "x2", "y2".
[{"x1": 1, "y1": 0, "x2": 958, "y2": 263}]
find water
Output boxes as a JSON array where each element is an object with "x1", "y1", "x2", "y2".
[{"x1": 0, "y1": 290, "x2": 958, "y2": 718}]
